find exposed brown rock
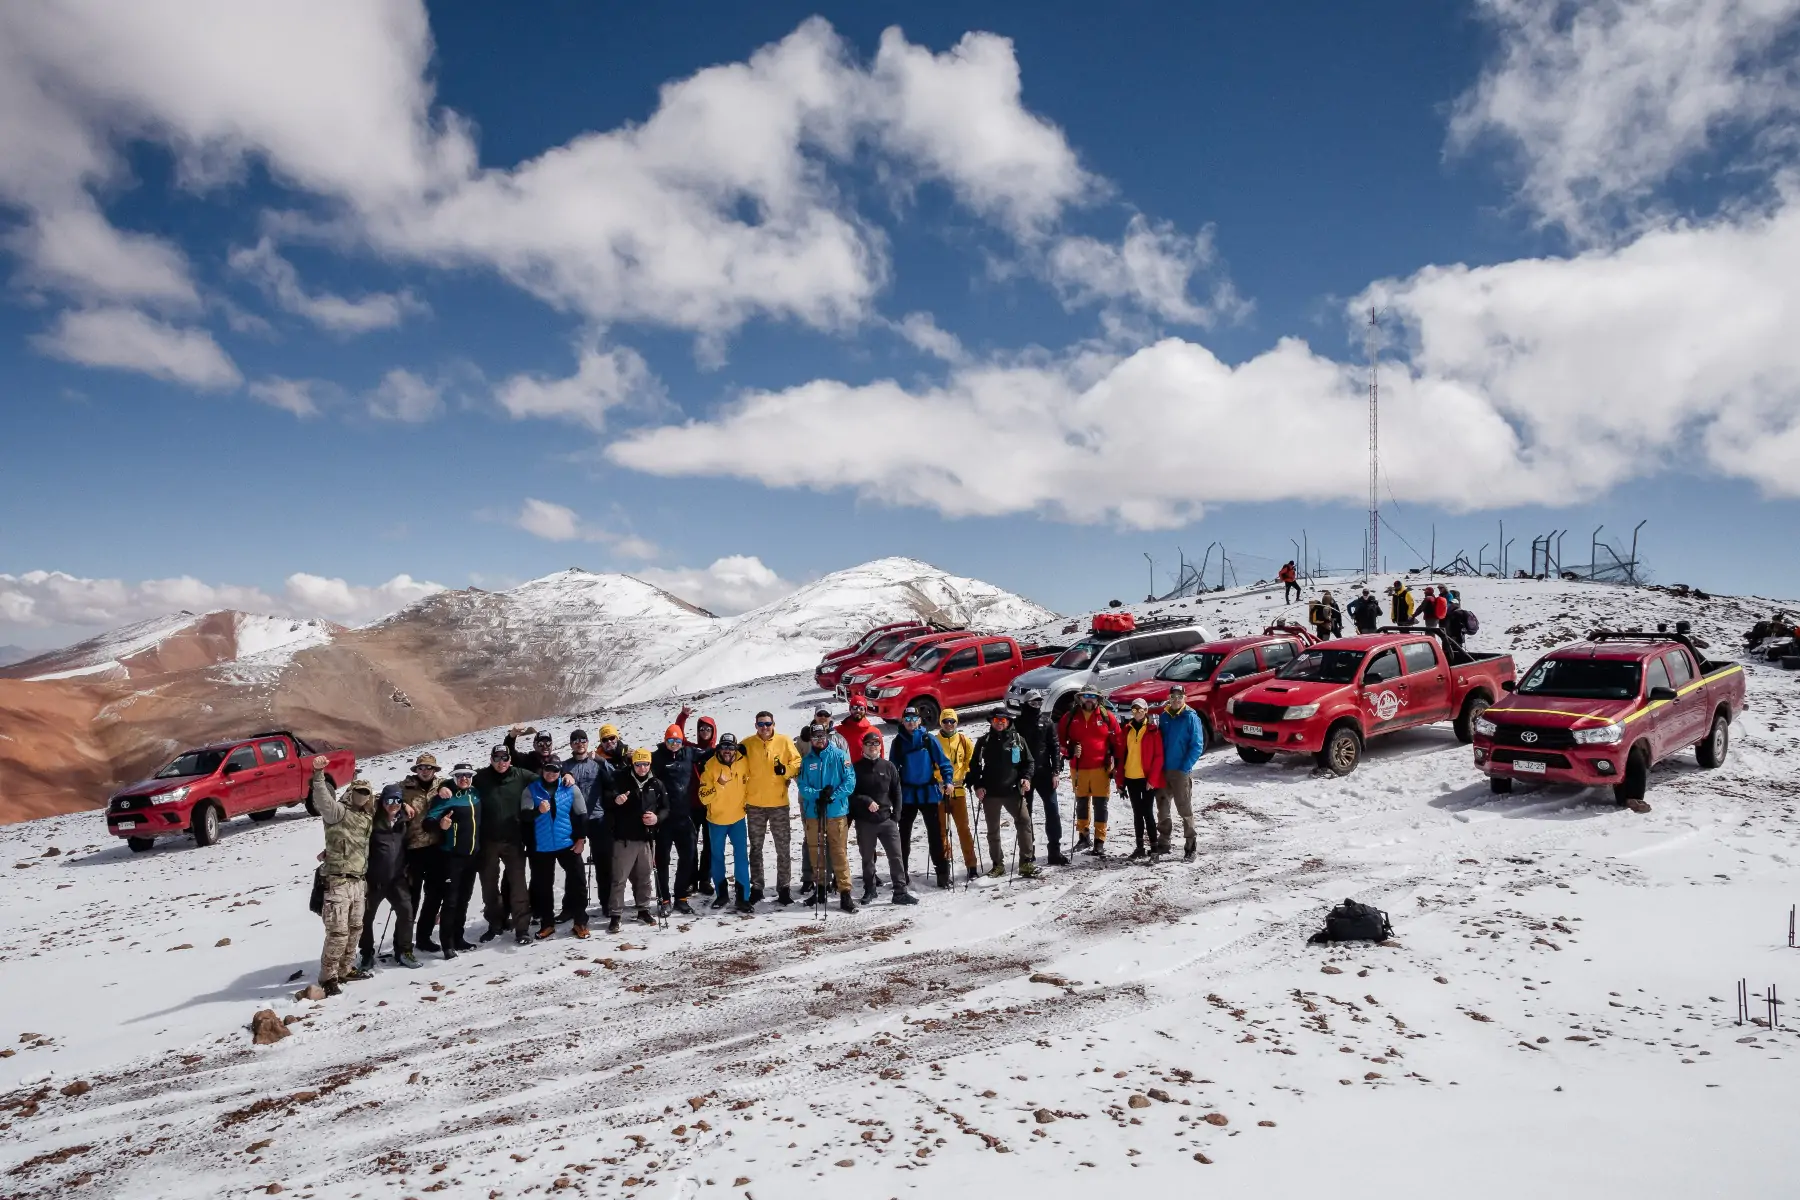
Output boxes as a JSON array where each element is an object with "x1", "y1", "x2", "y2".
[{"x1": 250, "y1": 1010, "x2": 290, "y2": 1045}]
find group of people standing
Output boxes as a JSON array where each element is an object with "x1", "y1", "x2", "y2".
[
  {"x1": 308, "y1": 684, "x2": 1212, "y2": 995},
  {"x1": 1295, "y1": 581, "x2": 1475, "y2": 646}
]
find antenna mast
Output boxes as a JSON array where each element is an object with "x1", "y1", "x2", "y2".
[{"x1": 1366, "y1": 307, "x2": 1380, "y2": 579}]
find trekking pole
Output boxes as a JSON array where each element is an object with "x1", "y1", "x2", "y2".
[
  {"x1": 969, "y1": 796, "x2": 983, "y2": 890},
  {"x1": 379, "y1": 907, "x2": 393, "y2": 962}
]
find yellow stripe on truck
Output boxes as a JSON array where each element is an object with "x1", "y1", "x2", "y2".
[{"x1": 1622, "y1": 663, "x2": 1742, "y2": 725}]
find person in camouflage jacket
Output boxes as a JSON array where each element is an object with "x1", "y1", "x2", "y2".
[{"x1": 313, "y1": 759, "x2": 375, "y2": 995}]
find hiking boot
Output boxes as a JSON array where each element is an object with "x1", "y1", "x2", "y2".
[
  {"x1": 344, "y1": 967, "x2": 374, "y2": 983},
  {"x1": 1073, "y1": 832, "x2": 1092, "y2": 851},
  {"x1": 554, "y1": 909, "x2": 579, "y2": 924},
  {"x1": 572, "y1": 923, "x2": 590, "y2": 940},
  {"x1": 1184, "y1": 837, "x2": 1197, "y2": 861},
  {"x1": 936, "y1": 866, "x2": 951, "y2": 889},
  {"x1": 607, "y1": 915, "x2": 623, "y2": 934},
  {"x1": 356, "y1": 949, "x2": 375, "y2": 972},
  {"x1": 515, "y1": 932, "x2": 531, "y2": 945},
  {"x1": 1128, "y1": 845, "x2": 1147, "y2": 861},
  {"x1": 861, "y1": 881, "x2": 879, "y2": 904},
  {"x1": 635, "y1": 909, "x2": 656, "y2": 926},
  {"x1": 479, "y1": 927, "x2": 500, "y2": 943},
  {"x1": 697, "y1": 879, "x2": 714, "y2": 896},
  {"x1": 442, "y1": 947, "x2": 458, "y2": 961},
  {"x1": 748, "y1": 886, "x2": 764, "y2": 905},
  {"x1": 776, "y1": 886, "x2": 793, "y2": 906},
  {"x1": 417, "y1": 936, "x2": 441, "y2": 953},
  {"x1": 710, "y1": 889, "x2": 730, "y2": 910},
  {"x1": 966, "y1": 865, "x2": 979, "y2": 882},
  {"x1": 321, "y1": 980, "x2": 342, "y2": 997},
  {"x1": 674, "y1": 899, "x2": 696, "y2": 916},
  {"x1": 1047, "y1": 852, "x2": 1071, "y2": 866},
  {"x1": 397, "y1": 951, "x2": 423, "y2": 969},
  {"x1": 1626, "y1": 798, "x2": 1651, "y2": 814},
  {"x1": 534, "y1": 924, "x2": 556, "y2": 941},
  {"x1": 657, "y1": 900, "x2": 672, "y2": 919},
  {"x1": 1088, "y1": 840, "x2": 1106, "y2": 858},
  {"x1": 986, "y1": 864, "x2": 1007, "y2": 879},
  {"x1": 1018, "y1": 861, "x2": 1040, "y2": 878},
  {"x1": 453, "y1": 939, "x2": 476, "y2": 952},
  {"x1": 734, "y1": 893, "x2": 755, "y2": 914},
  {"x1": 839, "y1": 892, "x2": 857, "y2": 913},
  {"x1": 893, "y1": 890, "x2": 919, "y2": 906}
]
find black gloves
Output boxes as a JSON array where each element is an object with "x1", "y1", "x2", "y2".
[
  {"x1": 819, "y1": 786, "x2": 834, "y2": 802},
  {"x1": 775, "y1": 761, "x2": 787, "y2": 776}
]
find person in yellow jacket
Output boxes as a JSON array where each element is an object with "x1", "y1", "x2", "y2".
[
  {"x1": 741, "y1": 710, "x2": 802, "y2": 905},
  {"x1": 1389, "y1": 580, "x2": 1417, "y2": 627},
  {"x1": 933, "y1": 709, "x2": 981, "y2": 881},
  {"x1": 698, "y1": 733, "x2": 753, "y2": 913}
]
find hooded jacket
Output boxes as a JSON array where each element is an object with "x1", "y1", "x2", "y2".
[
  {"x1": 1158, "y1": 703, "x2": 1205, "y2": 774},
  {"x1": 367, "y1": 783, "x2": 410, "y2": 887},
  {"x1": 315, "y1": 770, "x2": 374, "y2": 878},
  {"x1": 427, "y1": 785, "x2": 480, "y2": 856},
  {"x1": 1058, "y1": 706, "x2": 1121, "y2": 771},
  {"x1": 836, "y1": 714, "x2": 881, "y2": 761},
  {"x1": 968, "y1": 727, "x2": 1034, "y2": 796},
  {"x1": 741, "y1": 732, "x2": 801, "y2": 809},
  {"x1": 933, "y1": 729, "x2": 974, "y2": 796},
  {"x1": 698, "y1": 753, "x2": 750, "y2": 825},
  {"x1": 523, "y1": 777, "x2": 586, "y2": 853},
  {"x1": 851, "y1": 756, "x2": 902, "y2": 824},
  {"x1": 473, "y1": 762, "x2": 531, "y2": 844},
  {"x1": 651, "y1": 742, "x2": 701, "y2": 820},
  {"x1": 888, "y1": 725, "x2": 953, "y2": 796},
  {"x1": 1114, "y1": 718, "x2": 1166, "y2": 790},
  {"x1": 797, "y1": 741, "x2": 855, "y2": 819},
  {"x1": 1013, "y1": 705, "x2": 1062, "y2": 776},
  {"x1": 610, "y1": 769, "x2": 670, "y2": 842}
]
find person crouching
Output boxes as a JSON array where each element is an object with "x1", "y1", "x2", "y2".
[
  {"x1": 311, "y1": 757, "x2": 374, "y2": 996},
  {"x1": 427, "y1": 764, "x2": 481, "y2": 959},
  {"x1": 608, "y1": 748, "x2": 668, "y2": 933},
  {"x1": 525, "y1": 758, "x2": 590, "y2": 940}
]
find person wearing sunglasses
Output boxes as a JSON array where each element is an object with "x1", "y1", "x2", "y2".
[
  {"x1": 399, "y1": 752, "x2": 447, "y2": 952},
  {"x1": 587, "y1": 723, "x2": 632, "y2": 922},
  {"x1": 473, "y1": 743, "x2": 533, "y2": 944},
  {"x1": 932, "y1": 709, "x2": 981, "y2": 882},
  {"x1": 698, "y1": 733, "x2": 754, "y2": 913},
  {"x1": 970, "y1": 708, "x2": 1037, "y2": 878},
  {"x1": 427, "y1": 764, "x2": 482, "y2": 958},
  {"x1": 524, "y1": 758, "x2": 590, "y2": 940},
  {"x1": 741, "y1": 710, "x2": 801, "y2": 905},
  {"x1": 889, "y1": 707, "x2": 955, "y2": 889},
  {"x1": 798, "y1": 724, "x2": 857, "y2": 911},
  {"x1": 836, "y1": 695, "x2": 881, "y2": 762},
  {"x1": 650, "y1": 724, "x2": 701, "y2": 916}
]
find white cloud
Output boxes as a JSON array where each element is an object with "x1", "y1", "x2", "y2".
[
  {"x1": 514, "y1": 499, "x2": 659, "y2": 558},
  {"x1": 247, "y1": 376, "x2": 329, "y2": 418},
  {"x1": 1045, "y1": 215, "x2": 1249, "y2": 327},
  {"x1": 229, "y1": 237, "x2": 424, "y2": 333},
  {"x1": 636, "y1": 556, "x2": 796, "y2": 616},
  {"x1": 893, "y1": 312, "x2": 966, "y2": 363},
  {"x1": 366, "y1": 367, "x2": 441, "y2": 422},
  {"x1": 1450, "y1": 0, "x2": 1800, "y2": 237},
  {"x1": 32, "y1": 306, "x2": 240, "y2": 388},
  {"x1": 0, "y1": 569, "x2": 443, "y2": 632},
  {"x1": 10, "y1": 205, "x2": 198, "y2": 305},
  {"x1": 495, "y1": 343, "x2": 660, "y2": 430}
]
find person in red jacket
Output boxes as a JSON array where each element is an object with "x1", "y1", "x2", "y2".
[
  {"x1": 1279, "y1": 561, "x2": 1300, "y2": 604},
  {"x1": 1114, "y1": 698, "x2": 1166, "y2": 860},
  {"x1": 837, "y1": 695, "x2": 881, "y2": 762},
  {"x1": 1058, "y1": 686, "x2": 1121, "y2": 856}
]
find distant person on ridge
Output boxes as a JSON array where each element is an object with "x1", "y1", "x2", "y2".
[
  {"x1": 1280, "y1": 560, "x2": 1300, "y2": 603},
  {"x1": 311, "y1": 758, "x2": 375, "y2": 997}
]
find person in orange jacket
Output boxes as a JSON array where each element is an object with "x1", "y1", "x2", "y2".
[
  {"x1": 1057, "y1": 686, "x2": 1121, "y2": 856},
  {"x1": 1280, "y1": 561, "x2": 1300, "y2": 603},
  {"x1": 1113, "y1": 699, "x2": 1166, "y2": 861}
]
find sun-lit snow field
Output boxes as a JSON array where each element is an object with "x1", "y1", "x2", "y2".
[{"x1": 2, "y1": 575, "x2": 1798, "y2": 1198}]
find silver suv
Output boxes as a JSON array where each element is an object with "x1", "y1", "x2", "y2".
[{"x1": 1005, "y1": 621, "x2": 1211, "y2": 719}]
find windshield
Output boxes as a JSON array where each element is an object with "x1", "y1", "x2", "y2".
[
  {"x1": 865, "y1": 630, "x2": 904, "y2": 655},
  {"x1": 1276, "y1": 649, "x2": 1365, "y2": 685},
  {"x1": 1053, "y1": 640, "x2": 1102, "y2": 670},
  {"x1": 1160, "y1": 652, "x2": 1225, "y2": 683},
  {"x1": 156, "y1": 748, "x2": 227, "y2": 779},
  {"x1": 881, "y1": 638, "x2": 927, "y2": 662},
  {"x1": 1517, "y1": 657, "x2": 1642, "y2": 700}
]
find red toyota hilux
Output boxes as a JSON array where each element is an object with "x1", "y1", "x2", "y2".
[
  {"x1": 814, "y1": 620, "x2": 935, "y2": 689},
  {"x1": 835, "y1": 630, "x2": 969, "y2": 701},
  {"x1": 106, "y1": 731, "x2": 356, "y2": 852},
  {"x1": 1224, "y1": 630, "x2": 1515, "y2": 775},
  {"x1": 1472, "y1": 629, "x2": 1745, "y2": 808},
  {"x1": 1106, "y1": 626, "x2": 1316, "y2": 750}
]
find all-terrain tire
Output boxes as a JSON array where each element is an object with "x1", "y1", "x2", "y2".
[
  {"x1": 1488, "y1": 775, "x2": 1513, "y2": 794},
  {"x1": 1235, "y1": 745, "x2": 1275, "y2": 764},
  {"x1": 1453, "y1": 693, "x2": 1491, "y2": 745},
  {"x1": 1316, "y1": 723, "x2": 1363, "y2": 776},
  {"x1": 1198, "y1": 716, "x2": 1214, "y2": 753},
  {"x1": 910, "y1": 696, "x2": 940, "y2": 728},
  {"x1": 1612, "y1": 745, "x2": 1650, "y2": 807},
  {"x1": 248, "y1": 808, "x2": 277, "y2": 822},
  {"x1": 1695, "y1": 710, "x2": 1730, "y2": 769},
  {"x1": 1052, "y1": 693, "x2": 1076, "y2": 722},
  {"x1": 305, "y1": 778, "x2": 333, "y2": 818},
  {"x1": 127, "y1": 837, "x2": 154, "y2": 853},
  {"x1": 191, "y1": 801, "x2": 222, "y2": 847}
]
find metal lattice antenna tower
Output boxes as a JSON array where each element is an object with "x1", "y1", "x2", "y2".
[{"x1": 1366, "y1": 307, "x2": 1380, "y2": 578}]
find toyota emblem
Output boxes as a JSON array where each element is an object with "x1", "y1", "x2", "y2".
[{"x1": 1521, "y1": 731, "x2": 1538, "y2": 744}]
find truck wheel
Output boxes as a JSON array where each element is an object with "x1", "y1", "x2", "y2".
[
  {"x1": 1488, "y1": 775, "x2": 1513, "y2": 794},
  {"x1": 1235, "y1": 746, "x2": 1274, "y2": 764},
  {"x1": 1199, "y1": 716, "x2": 1214, "y2": 753},
  {"x1": 1695, "y1": 711, "x2": 1730, "y2": 769},
  {"x1": 910, "y1": 697, "x2": 940, "y2": 728},
  {"x1": 1316, "y1": 724, "x2": 1362, "y2": 776},
  {"x1": 190, "y1": 802, "x2": 222, "y2": 847},
  {"x1": 1052, "y1": 694, "x2": 1075, "y2": 722},
  {"x1": 306, "y1": 779, "x2": 333, "y2": 818},
  {"x1": 127, "y1": 837, "x2": 154, "y2": 853},
  {"x1": 1612, "y1": 746, "x2": 1650, "y2": 808},
  {"x1": 1453, "y1": 694, "x2": 1490, "y2": 745}
]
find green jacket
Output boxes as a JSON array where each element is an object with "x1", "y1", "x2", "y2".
[
  {"x1": 315, "y1": 770, "x2": 374, "y2": 878},
  {"x1": 473, "y1": 763, "x2": 532, "y2": 844}
]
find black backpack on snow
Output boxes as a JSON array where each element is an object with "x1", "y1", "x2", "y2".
[{"x1": 1309, "y1": 898, "x2": 1392, "y2": 943}]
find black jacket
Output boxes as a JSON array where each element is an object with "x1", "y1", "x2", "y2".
[
  {"x1": 651, "y1": 743, "x2": 701, "y2": 820},
  {"x1": 608, "y1": 770, "x2": 670, "y2": 842},
  {"x1": 851, "y1": 757, "x2": 902, "y2": 824},
  {"x1": 1013, "y1": 707, "x2": 1062, "y2": 776},
  {"x1": 367, "y1": 785, "x2": 409, "y2": 889},
  {"x1": 503, "y1": 732, "x2": 558, "y2": 775},
  {"x1": 968, "y1": 728, "x2": 1034, "y2": 796},
  {"x1": 473, "y1": 763, "x2": 532, "y2": 844}
]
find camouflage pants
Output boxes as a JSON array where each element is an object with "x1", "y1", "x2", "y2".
[{"x1": 319, "y1": 874, "x2": 366, "y2": 984}]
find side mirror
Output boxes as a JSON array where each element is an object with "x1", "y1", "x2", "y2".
[
  {"x1": 1501, "y1": 679, "x2": 1516, "y2": 692},
  {"x1": 1216, "y1": 673, "x2": 1236, "y2": 685},
  {"x1": 223, "y1": 760, "x2": 244, "y2": 775},
  {"x1": 1648, "y1": 686, "x2": 1678, "y2": 702}
]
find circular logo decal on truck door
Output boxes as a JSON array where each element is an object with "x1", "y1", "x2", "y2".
[{"x1": 1369, "y1": 690, "x2": 1401, "y2": 722}]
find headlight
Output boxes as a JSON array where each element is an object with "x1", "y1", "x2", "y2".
[
  {"x1": 157, "y1": 786, "x2": 190, "y2": 804},
  {"x1": 1472, "y1": 716, "x2": 1497, "y2": 737},
  {"x1": 1280, "y1": 704, "x2": 1319, "y2": 721},
  {"x1": 868, "y1": 685, "x2": 903, "y2": 699},
  {"x1": 1573, "y1": 723, "x2": 1623, "y2": 745},
  {"x1": 1225, "y1": 696, "x2": 1239, "y2": 714}
]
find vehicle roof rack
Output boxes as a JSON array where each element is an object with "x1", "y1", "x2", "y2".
[
  {"x1": 1091, "y1": 613, "x2": 1198, "y2": 640},
  {"x1": 1584, "y1": 624, "x2": 1710, "y2": 654}
]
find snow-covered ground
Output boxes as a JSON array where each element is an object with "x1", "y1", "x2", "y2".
[{"x1": 2, "y1": 574, "x2": 1798, "y2": 1198}]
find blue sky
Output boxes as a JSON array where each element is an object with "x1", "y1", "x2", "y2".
[{"x1": 2, "y1": 0, "x2": 1798, "y2": 648}]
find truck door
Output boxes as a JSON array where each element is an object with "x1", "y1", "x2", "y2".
[
  {"x1": 1641, "y1": 655, "x2": 1676, "y2": 759},
  {"x1": 1399, "y1": 640, "x2": 1451, "y2": 723},
  {"x1": 1091, "y1": 639, "x2": 1134, "y2": 690},
  {"x1": 939, "y1": 645, "x2": 981, "y2": 705},
  {"x1": 1658, "y1": 649, "x2": 1704, "y2": 748},
  {"x1": 219, "y1": 743, "x2": 261, "y2": 815},
  {"x1": 1213, "y1": 648, "x2": 1264, "y2": 707},
  {"x1": 257, "y1": 737, "x2": 298, "y2": 806},
  {"x1": 1359, "y1": 649, "x2": 1409, "y2": 733},
  {"x1": 979, "y1": 639, "x2": 1016, "y2": 701}
]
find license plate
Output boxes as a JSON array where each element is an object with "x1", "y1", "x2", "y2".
[
  {"x1": 1513, "y1": 759, "x2": 1547, "y2": 774},
  {"x1": 116, "y1": 818, "x2": 140, "y2": 828},
  {"x1": 1240, "y1": 724, "x2": 1264, "y2": 736}
]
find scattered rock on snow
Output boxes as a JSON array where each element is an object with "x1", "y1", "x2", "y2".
[
  {"x1": 1033, "y1": 1108, "x2": 1057, "y2": 1124},
  {"x1": 215, "y1": 937, "x2": 232, "y2": 947},
  {"x1": 1203, "y1": 1112, "x2": 1229, "y2": 1127},
  {"x1": 249, "y1": 1011, "x2": 290, "y2": 1045},
  {"x1": 294, "y1": 984, "x2": 326, "y2": 1002},
  {"x1": 1320, "y1": 965, "x2": 1343, "y2": 975},
  {"x1": 1128, "y1": 1094, "x2": 1151, "y2": 1109},
  {"x1": 59, "y1": 1080, "x2": 91, "y2": 1097}
]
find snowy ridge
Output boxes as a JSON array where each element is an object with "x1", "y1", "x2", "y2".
[
  {"x1": 14, "y1": 611, "x2": 204, "y2": 680},
  {"x1": 3, "y1": 575, "x2": 1798, "y2": 1198}
]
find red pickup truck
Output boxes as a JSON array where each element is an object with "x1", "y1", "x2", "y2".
[
  {"x1": 814, "y1": 620, "x2": 936, "y2": 689},
  {"x1": 861, "y1": 634, "x2": 1062, "y2": 725},
  {"x1": 1106, "y1": 626, "x2": 1316, "y2": 750},
  {"x1": 1224, "y1": 630, "x2": 1515, "y2": 775},
  {"x1": 105, "y1": 731, "x2": 356, "y2": 852},
  {"x1": 1472, "y1": 629, "x2": 1746, "y2": 809},
  {"x1": 835, "y1": 630, "x2": 969, "y2": 701}
]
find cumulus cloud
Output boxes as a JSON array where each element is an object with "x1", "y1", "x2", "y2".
[
  {"x1": 893, "y1": 312, "x2": 966, "y2": 363},
  {"x1": 229, "y1": 237, "x2": 425, "y2": 333},
  {"x1": 0, "y1": 569, "x2": 444, "y2": 632},
  {"x1": 9, "y1": 205, "x2": 198, "y2": 306},
  {"x1": 495, "y1": 343, "x2": 661, "y2": 430},
  {"x1": 514, "y1": 499, "x2": 659, "y2": 558},
  {"x1": 247, "y1": 376, "x2": 331, "y2": 418},
  {"x1": 32, "y1": 306, "x2": 240, "y2": 388},
  {"x1": 366, "y1": 367, "x2": 442, "y2": 422},
  {"x1": 635, "y1": 556, "x2": 797, "y2": 616},
  {"x1": 1045, "y1": 215, "x2": 1249, "y2": 327}
]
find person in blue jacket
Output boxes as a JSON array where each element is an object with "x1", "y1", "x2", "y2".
[
  {"x1": 888, "y1": 707, "x2": 954, "y2": 889},
  {"x1": 426, "y1": 763, "x2": 482, "y2": 959},
  {"x1": 797, "y1": 724, "x2": 857, "y2": 911},
  {"x1": 522, "y1": 758, "x2": 590, "y2": 940},
  {"x1": 1157, "y1": 684, "x2": 1205, "y2": 861}
]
